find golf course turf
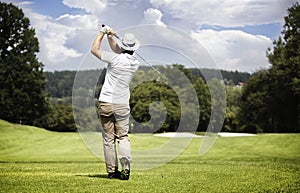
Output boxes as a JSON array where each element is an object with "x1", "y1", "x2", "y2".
[{"x1": 0, "y1": 120, "x2": 299, "y2": 192}]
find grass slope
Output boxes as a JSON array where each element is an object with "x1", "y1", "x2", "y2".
[{"x1": 0, "y1": 120, "x2": 299, "y2": 192}]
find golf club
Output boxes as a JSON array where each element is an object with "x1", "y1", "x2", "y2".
[{"x1": 102, "y1": 24, "x2": 162, "y2": 78}]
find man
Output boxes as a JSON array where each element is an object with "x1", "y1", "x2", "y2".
[{"x1": 91, "y1": 25, "x2": 140, "y2": 180}]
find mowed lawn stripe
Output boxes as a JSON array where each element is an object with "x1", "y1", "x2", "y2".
[{"x1": 0, "y1": 120, "x2": 299, "y2": 192}]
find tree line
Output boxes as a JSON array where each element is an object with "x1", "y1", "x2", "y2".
[
  {"x1": 44, "y1": 67, "x2": 248, "y2": 133},
  {"x1": 0, "y1": 2, "x2": 299, "y2": 133},
  {"x1": 44, "y1": 68, "x2": 250, "y2": 98}
]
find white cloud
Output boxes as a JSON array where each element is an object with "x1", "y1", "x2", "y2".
[
  {"x1": 7, "y1": 2, "x2": 103, "y2": 70},
  {"x1": 4, "y1": 0, "x2": 147, "y2": 71},
  {"x1": 2, "y1": 0, "x2": 289, "y2": 72},
  {"x1": 21, "y1": 10, "x2": 85, "y2": 64},
  {"x1": 62, "y1": 0, "x2": 106, "y2": 14},
  {"x1": 191, "y1": 29, "x2": 273, "y2": 72},
  {"x1": 141, "y1": 8, "x2": 166, "y2": 26},
  {"x1": 150, "y1": 0, "x2": 296, "y2": 27},
  {"x1": 16, "y1": 1, "x2": 34, "y2": 6},
  {"x1": 57, "y1": 14, "x2": 99, "y2": 30}
]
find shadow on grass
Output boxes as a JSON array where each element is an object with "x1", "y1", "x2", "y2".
[{"x1": 75, "y1": 174, "x2": 108, "y2": 179}]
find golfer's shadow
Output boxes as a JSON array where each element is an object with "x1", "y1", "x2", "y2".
[{"x1": 75, "y1": 174, "x2": 108, "y2": 179}]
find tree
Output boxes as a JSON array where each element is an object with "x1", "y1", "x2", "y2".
[
  {"x1": 0, "y1": 2, "x2": 49, "y2": 125},
  {"x1": 206, "y1": 78, "x2": 226, "y2": 133},
  {"x1": 43, "y1": 102, "x2": 76, "y2": 132},
  {"x1": 224, "y1": 86, "x2": 242, "y2": 132},
  {"x1": 129, "y1": 65, "x2": 216, "y2": 133},
  {"x1": 266, "y1": 3, "x2": 300, "y2": 132},
  {"x1": 193, "y1": 77, "x2": 211, "y2": 131},
  {"x1": 238, "y1": 70, "x2": 271, "y2": 133},
  {"x1": 130, "y1": 79, "x2": 180, "y2": 133},
  {"x1": 239, "y1": 3, "x2": 300, "y2": 132}
]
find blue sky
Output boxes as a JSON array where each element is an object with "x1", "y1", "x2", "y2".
[
  {"x1": 27, "y1": 0, "x2": 86, "y2": 17},
  {"x1": 2, "y1": 0, "x2": 297, "y2": 72},
  {"x1": 199, "y1": 23, "x2": 282, "y2": 40}
]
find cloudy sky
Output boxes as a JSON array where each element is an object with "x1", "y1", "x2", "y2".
[{"x1": 3, "y1": 0, "x2": 297, "y2": 72}]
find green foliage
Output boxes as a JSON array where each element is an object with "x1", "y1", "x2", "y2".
[
  {"x1": 130, "y1": 65, "x2": 212, "y2": 132},
  {"x1": 45, "y1": 68, "x2": 250, "y2": 98},
  {"x1": 130, "y1": 80, "x2": 180, "y2": 132},
  {"x1": 224, "y1": 86, "x2": 242, "y2": 132},
  {"x1": 193, "y1": 78, "x2": 211, "y2": 130},
  {"x1": 221, "y1": 70, "x2": 251, "y2": 85},
  {"x1": 267, "y1": 2, "x2": 300, "y2": 131},
  {"x1": 0, "y1": 2, "x2": 49, "y2": 125},
  {"x1": 239, "y1": 3, "x2": 300, "y2": 133},
  {"x1": 42, "y1": 101, "x2": 76, "y2": 132},
  {"x1": 191, "y1": 68, "x2": 250, "y2": 85},
  {"x1": 207, "y1": 78, "x2": 226, "y2": 132},
  {"x1": 239, "y1": 70, "x2": 270, "y2": 132},
  {"x1": 44, "y1": 66, "x2": 248, "y2": 132},
  {"x1": 45, "y1": 71, "x2": 77, "y2": 98}
]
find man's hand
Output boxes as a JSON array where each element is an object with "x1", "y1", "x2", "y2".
[
  {"x1": 100, "y1": 25, "x2": 113, "y2": 34},
  {"x1": 107, "y1": 28, "x2": 116, "y2": 36}
]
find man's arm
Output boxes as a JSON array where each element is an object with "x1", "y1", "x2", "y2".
[
  {"x1": 107, "y1": 31, "x2": 122, "y2": 53},
  {"x1": 91, "y1": 32, "x2": 105, "y2": 59}
]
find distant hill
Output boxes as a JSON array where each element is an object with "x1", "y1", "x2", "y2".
[
  {"x1": 190, "y1": 68, "x2": 250, "y2": 85},
  {"x1": 45, "y1": 67, "x2": 250, "y2": 98}
]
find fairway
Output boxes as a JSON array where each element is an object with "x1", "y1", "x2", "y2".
[{"x1": 0, "y1": 120, "x2": 299, "y2": 192}]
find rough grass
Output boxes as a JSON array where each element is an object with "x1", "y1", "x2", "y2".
[{"x1": 0, "y1": 120, "x2": 299, "y2": 192}]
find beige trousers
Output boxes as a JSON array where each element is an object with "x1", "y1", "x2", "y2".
[{"x1": 98, "y1": 102, "x2": 131, "y2": 173}]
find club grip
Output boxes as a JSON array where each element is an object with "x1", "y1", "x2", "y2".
[{"x1": 101, "y1": 24, "x2": 120, "y2": 39}]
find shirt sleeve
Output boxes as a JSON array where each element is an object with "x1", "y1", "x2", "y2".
[{"x1": 101, "y1": 51, "x2": 118, "y2": 64}]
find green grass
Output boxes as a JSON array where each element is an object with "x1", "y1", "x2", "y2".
[{"x1": 0, "y1": 120, "x2": 299, "y2": 192}]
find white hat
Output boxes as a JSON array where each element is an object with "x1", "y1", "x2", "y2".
[{"x1": 119, "y1": 33, "x2": 140, "y2": 51}]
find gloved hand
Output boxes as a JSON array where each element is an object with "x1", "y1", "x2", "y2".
[{"x1": 100, "y1": 25, "x2": 112, "y2": 34}]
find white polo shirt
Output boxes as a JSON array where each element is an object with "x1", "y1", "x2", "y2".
[{"x1": 99, "y1": 51, "x2": 139, "y2": 105}]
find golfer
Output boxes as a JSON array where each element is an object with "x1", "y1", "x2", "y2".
[{"x1": 91, "y1": 25, "x2": 140, "y2": 180}]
